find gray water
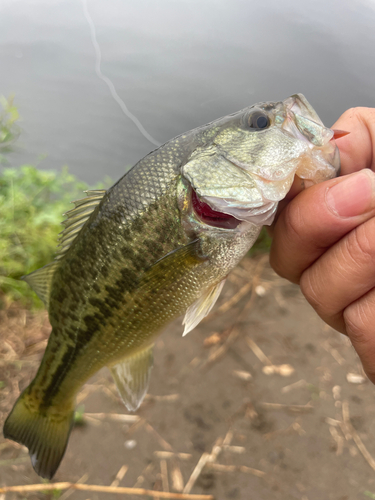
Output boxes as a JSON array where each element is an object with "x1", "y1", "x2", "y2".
[{"x1": 1, "y1": 0, "x2": 375, "y2": 184}]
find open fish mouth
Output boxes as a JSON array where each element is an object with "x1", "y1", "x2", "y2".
[
  {"x1": 191, "y1": 188, "x2": 242, "y2": 230},
  {"x1": 185, "y1": 93, "x2": 340, "y2": 230}
]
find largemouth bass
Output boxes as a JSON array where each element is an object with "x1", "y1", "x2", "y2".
[{"x1": 3, "y1": 94, "x2": 340, "y2": 479}]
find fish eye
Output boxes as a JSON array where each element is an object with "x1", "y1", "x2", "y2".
[{"x1": 247, "y1": 111, "x2": 270, "y2": 130}]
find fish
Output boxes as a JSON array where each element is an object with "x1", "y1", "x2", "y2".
[{"x1": 3, "y1": 93, "x2": 340, "y2": 479}]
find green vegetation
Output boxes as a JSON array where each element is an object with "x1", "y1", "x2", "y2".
[
  {"x1": 0, "y1": 95, "x2": 20, "y2": 163},
  {"x1": 0, "y1": 165, "x2": 111, "y2": 305},
  {"x1": 249, "y1": 226, "x2": 272, "y2": 256},
  {"x1": 0, "y1": 98, "x2": 111, "y2": 306}
]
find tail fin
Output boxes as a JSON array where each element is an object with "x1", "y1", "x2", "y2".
[{"x1": 3, "y1": 392, "x2": 74, "y2": 479}]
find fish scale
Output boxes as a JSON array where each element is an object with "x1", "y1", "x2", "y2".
[{"x1": 3, "y1": 94, "x2": 340, "y2": 479}]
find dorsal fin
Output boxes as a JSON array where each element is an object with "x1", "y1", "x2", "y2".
[
  {"x1": 22, "y1": 262, "x2": 59, "y2": 308},
  {"x1": 22, "y1": 190, "x2": 106, "y2": 307},
  {"x1": 109, "y1": 344, "x2": 154, "y2": 411},
  {"x1": 55, "y1": 189, "x2": 106, "y2": 260}
]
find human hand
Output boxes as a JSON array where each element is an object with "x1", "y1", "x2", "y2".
[{"x1": 270, "y1": 107, "x2": 375, "y2": 382}]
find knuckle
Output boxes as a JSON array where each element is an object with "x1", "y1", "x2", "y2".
[
  {"x1": 283, "y1": 202, "x2": 305, "y2": 244},
  {"x1": 346, "y1": 223, "x2": 375, "y2": 268},
  {"x1": 342, "y1": 107, "x2": 375, "y2": 126},
  {"x1": 343, "y1": 301, "x2": 370, "y2": 347},
  {"x1": 299, "y1": 268, "x2": 325, "y2": 313}
]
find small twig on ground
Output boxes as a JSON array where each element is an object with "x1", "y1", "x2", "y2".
[
  {"x1": 84, "y1": 413, "x2": 140, "y2": 423},
  {"x1": 154, "y1": 452, "x2": 192, "y2": 461},
  {"x1": 184, "y1": 429, "x2": 234, "y2": 494},
  {"x1": 246, "y1": 337, "x2": 273, "y2": 366},
  {"x1": 205, "y1": 281, "x2": 253, "y2": 318},
  {"x1": 145, "y1": 422, "x2": 173, "y2": 452},
  {"x1": 144, "y1": 394, "x2": 180, "y2": 402},
  {"x1": 205, "y1": 463, "x2": 265, "y2": 478},
  {"x1": 329, "y1": 426, "x2": 344, "y2": 456},
  {"x1": 0, "y1": 483, "x2": 213, "y2": 499},
  {"x1": 171, "y1": 460, "x2": 185, "y2": 492},
  {"x1": 133, "y1": 463, "x2": 155, "y2": 488},
  {"x1": 342, "y1": 400, "x2": 375, "y2": 472},
  {"x1": 59, "y1": 473, "x2": 89, "y2": 500},
  {"x1": 246, "y1": 337, "x2": 294, "y2": 377},
  {"x1": 183, "y1": 436, "x2": 224, "y2": 494},
  {"x1": 110, "y1": 465, "x2": 128, "y2": 487},
  {"x1": 201, "y1": 328, "x2": 240, "y2": 368},
  {"x1": 160, "y1": 459, "x2": 170, "y2": 492},
  {"x1": 263, "y1": 419, "x2": 305, "y2": 440},
  {"x1": 322, "y1": 341, "x2": 345, "y2": 366},
  {"x1": 260, "y1": 402, "x2": 313, "y2": 414},
  {"x1": 281, "y1": 379, "x2": 307, "y2": 394}
]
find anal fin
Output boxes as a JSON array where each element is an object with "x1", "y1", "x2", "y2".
[
  {"x1": 109, "y1": 344, "x2": 154, "y2": 412},
  {"x1": 182, "y1": 278, "x2": 226, "y2": 336}
]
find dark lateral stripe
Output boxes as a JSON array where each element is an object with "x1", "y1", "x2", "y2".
[{"x1": 40, "y1": 345, "x2": 75, "y2": 408}]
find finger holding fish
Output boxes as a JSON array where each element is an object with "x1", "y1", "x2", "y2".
[{"x1": 270, "y1": 106, "x2": 375, "y2": 384}]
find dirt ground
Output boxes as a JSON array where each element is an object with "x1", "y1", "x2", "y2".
[{"x1": 1, "y1": 255, "x2": 375, "y2": 500}]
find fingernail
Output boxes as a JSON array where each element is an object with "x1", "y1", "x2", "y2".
[{"x1": 326, "y1": 170, "x2": 375, "y2": 217}]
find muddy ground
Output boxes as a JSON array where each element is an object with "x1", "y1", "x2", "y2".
[{"x1": 1, "y1": 255, "x2": 375, "y2": 500}]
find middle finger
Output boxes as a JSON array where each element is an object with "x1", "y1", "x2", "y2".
[{"x1": 300, "y1": 215, "x2": 375, "y2": 333}]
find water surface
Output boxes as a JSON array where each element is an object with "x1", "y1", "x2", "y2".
[{"x1": 1, "y1": 0, "x2": 374, "y2": 183}]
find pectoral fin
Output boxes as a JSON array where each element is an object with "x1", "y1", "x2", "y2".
[
  {"x1": 110, "y1": 344, "x2": 154, "y2": 411},
  {"x1": 182, "y1": 279, "x2": 226, "y2": 336}
]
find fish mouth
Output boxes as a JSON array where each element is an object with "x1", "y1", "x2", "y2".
[
  {"x1": 192, "y1": 188, "x2": 241, "y2": 230},
  {"x1": 279, "y1": 94, "x2": 340, "y2": 185}
]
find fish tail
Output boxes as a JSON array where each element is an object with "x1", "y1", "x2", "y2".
[{"x1": 3, "y1": 390, "x2": 74, "y2": 479}]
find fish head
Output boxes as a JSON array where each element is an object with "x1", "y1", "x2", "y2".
[{"x1": 182, "y1": 93, "x2": 340, "y2": 229}]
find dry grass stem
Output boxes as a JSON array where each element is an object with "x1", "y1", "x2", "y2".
[
  {"x1": 342, "y1": 400, "x2": 375, "y2": 472},
  {"x1": 260, "y1": 402, "x2": 313, "y2": 413},
  {"x1": 232, "y1": 370, "x2": 252, "y2": 381},
  {"x1": 281, "y1": 379, "x2": 307, "y2": 394},
  {"x1": 201, "y1": 328, "x2": 240, "y2": 368},
  {"x1": 145, "y1": 422, "x2": 173, "y2": 451},
  {"x1": 246, "y1": 337, "x2": 273, "y2": 366},
  {"x1": 145, "y1": 394, "x2": 180, "y2": 402},
  {"x1": 207, "y1": 281, "x2": 252, "y2": 317},
  {"x1": 0, "y1": 483, "x2": 214, "y2": 499},
  {"x1": 222, "y1": 429, "x2": 233, "y2": 446},
  {"x1": 160, "y1": 459, "x2": 170, "y2": 492},
  {"x1": 59, "y1": 473, "x2": 89, "y2": 500},
  {"x1": 329, "y1": 426, "x2": 344, "y2": 456},
  {"x1": 182, "y1": 452, "x2": 211, "y2": 495},
  {"x1": 154, "y1": 452, "x2": 192, "y2": 461},
  {"x1": 133, "y1": 463, "x2": 155, "y2": 488},
  {"x1": 110, "y1": 465, "x2": 128, "y2": 487},
  {"x1": 322, "y1": 341, "x2": 345, "y2": 366},
  {"x1": 183, "y1": 434, "x2": 228, "y2": 494},
  {"x1": 222, "y1": 445, "x2": 245, "y2": 454},
  {"x1": 206, "y1": 463, "x2": 266, "y2": 478},
  {"x1": 263, "y1": 420, "x2": 305, "y2": 440},
  {"x1": 84, "y1": 413, "x2": 140, "y2": 423},
  {"x1": 171, "y1": 460, "x2": 185, "y2": 492},
  {"x1": 325, "y1": 417, "x2": 341, "y2": 427}
]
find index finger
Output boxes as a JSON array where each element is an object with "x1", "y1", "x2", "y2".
[{"x1": 332, "y1": 107, "x2": 375, "y2": 175}]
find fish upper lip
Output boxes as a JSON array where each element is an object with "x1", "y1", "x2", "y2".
[{"x1": 281, "y1": 110, "x2": 334, "y2": 147}]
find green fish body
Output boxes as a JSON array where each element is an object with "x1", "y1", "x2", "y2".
[{"x1": 3, "y1": 94, "x2": 340, "y2": 478}]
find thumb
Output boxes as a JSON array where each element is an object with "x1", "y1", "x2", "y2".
[{"x1": 270, "y1": 169, "x2": 375, "y2": 284}]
